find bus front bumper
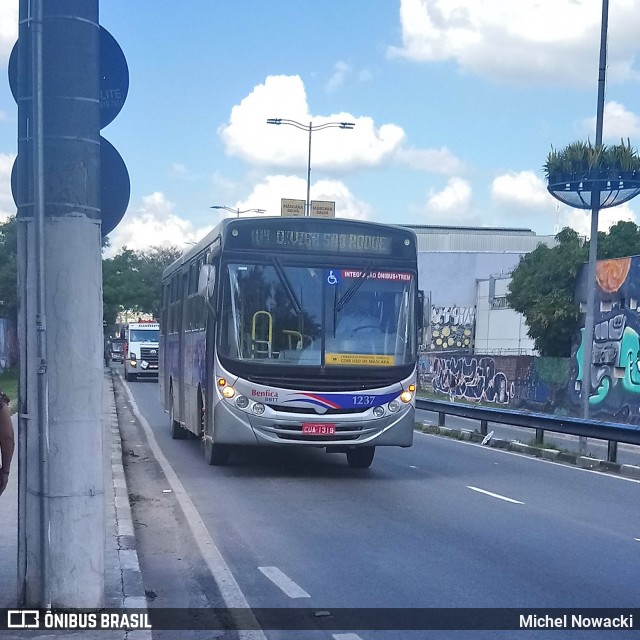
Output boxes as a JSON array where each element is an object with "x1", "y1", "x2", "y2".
[{"x1": 213, "y1": 400, "x2": 414, "y2": 448}]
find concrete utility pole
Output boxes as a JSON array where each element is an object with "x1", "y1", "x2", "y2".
[{"x1": 16, "y1": 0, "x2": 104, "y2": 607}]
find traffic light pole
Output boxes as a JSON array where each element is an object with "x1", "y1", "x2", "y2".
[{"x1": 17, "y1": 0, "x2": 104, "y2": 607}]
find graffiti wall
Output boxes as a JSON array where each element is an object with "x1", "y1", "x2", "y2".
[
  {"x1": 419, "y1": 354, "x2": 570, "y2": 410},
  {"x1": 571, "y1": 255, "x2": 640, "y2": 424},
  {"x1": 429, "y1": 305, "x2": 475, "y2": 351}
]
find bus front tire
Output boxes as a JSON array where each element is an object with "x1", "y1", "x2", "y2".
[
  {"x1": 205, "y1": 440, "x2": 230, "y2": 466},
  {"x1": 346, "y1": 446, "x2": 375, "y2": 469}
]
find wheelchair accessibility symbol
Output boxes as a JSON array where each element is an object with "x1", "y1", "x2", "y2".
[{"x1": 326, "y1": 270, "x2": 341, "y2": 285}]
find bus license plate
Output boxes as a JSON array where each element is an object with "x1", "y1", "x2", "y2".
[{"x1": 302, "y1": 422, "x2": 336, "y2": 435}]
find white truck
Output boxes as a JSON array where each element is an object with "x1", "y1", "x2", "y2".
[{"x1": 123, "y1": 322, "x2": 160, "y2": 382}]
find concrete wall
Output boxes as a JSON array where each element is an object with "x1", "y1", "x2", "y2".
[
  {"x1": 418, "y1": 251, "x2": 525, "y2": 308},
  {"x1": 418, "y1": 252, "x2": 526, "y2": 353},
  {"x1": 418, "y1": 353, "x2": 570, "y2": 410},
  {"x1": 474, "y1": 278, "x2": 536, "y2": 356}
]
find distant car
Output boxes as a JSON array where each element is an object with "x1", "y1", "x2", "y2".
[{"x1": 110, "y1": 339, "x2": 125, "y2": 363}]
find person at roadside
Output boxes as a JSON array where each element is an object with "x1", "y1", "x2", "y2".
[{"x1": 0, "y1": 391, "x2": 14, "y2": 496}]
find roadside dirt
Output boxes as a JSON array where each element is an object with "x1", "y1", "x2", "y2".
[{"x1": 113, "y1": 376, "x2": 234, "y2": 639}]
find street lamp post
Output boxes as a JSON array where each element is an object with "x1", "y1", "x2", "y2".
[
  {"x1": 210, "y1": 205, "x2": 266, "y2": 218},
  {"x1": 266, "y1": 118, "x2": 355, "y2": 216}
]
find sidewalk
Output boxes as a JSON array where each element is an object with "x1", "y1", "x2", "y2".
[{"x1": 0, "y1": 371, "x2": 149, "y2": 639}]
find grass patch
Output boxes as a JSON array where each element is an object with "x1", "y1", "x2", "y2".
[
  {"x1": 0, "y1": 369, "x2": 18, "y2": 401},
  {"x1": 0, "y1": 368, "x2": 18, "y2": 412}
]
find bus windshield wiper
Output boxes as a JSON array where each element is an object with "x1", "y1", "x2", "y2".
[
  {"x1": 335, "y1": 261, "x2": 376, "y2": 312},
  {"x1": 270, "y1": 255, "x2": 302, "y2": 315}
]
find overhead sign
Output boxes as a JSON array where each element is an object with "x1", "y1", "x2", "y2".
[
  {"x1": 281, "y1": 198, "x2": 305, "y2": 217},
  {"x1": 310, "y1": 200, "x2": 335, "y2": 218}
]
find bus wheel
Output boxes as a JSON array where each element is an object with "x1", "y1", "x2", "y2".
[
  {"x1": 170, "y1": 398, "x2": 187, "y2": 440},
  {"x1": 204, "y1": 439, "x2": 230, "y2": 466},
  {"x1": 346, "y1": 446, "x2": 375, "y2": 469}
]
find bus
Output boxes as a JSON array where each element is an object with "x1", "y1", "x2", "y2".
[{"x1": 159, "y1": 216, "x2": 423, "y2": 468}]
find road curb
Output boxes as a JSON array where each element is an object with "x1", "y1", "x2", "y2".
[
  {"x1": 105, "y1": 370, "x2": 152, "y2": 635},
  {"x1": 416, "y1": 422, "x2": 640, "y2": 480}
]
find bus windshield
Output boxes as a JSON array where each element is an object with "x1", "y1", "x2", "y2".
[{"x1": 219, "y1": 262, "x2": 416, "y2": 367}]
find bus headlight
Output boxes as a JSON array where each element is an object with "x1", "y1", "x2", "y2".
[
  {"x1": 222, "y1": 386, "x2": 235, "y2": 399},
  {"x1": 400, "y1": 390, "x2": 414, "y2": 403},
  {"x1": 129, "y1": 360, "x2": 137, "y2": 368},
  {"x1": 373, "y1": 406, "x2": 385, "y2": 418},
  {"x1": 252, "y1": 403, "x2": 265, "y2": 415},
  {"x1": 388, "y1": 399, "x2": 400, "y2": 413},
  {"x1": 235, "y1": 395, "x2": 249, "y2": 409}
]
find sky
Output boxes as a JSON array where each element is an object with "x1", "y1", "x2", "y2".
[{"x1": 1, "y1": 0, "x2": 640, "y2": 256}]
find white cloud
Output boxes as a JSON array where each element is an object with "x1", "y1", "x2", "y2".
[
  {"x1": 0, "y1": 0, "x2": 17, "y2": 64},
  {"x1": 218, "y1": 75, "x2": 405, "y2": 171},
  {"x1": 0, "y1": 152, "x2": 16, "y2": 221},
  {"x1": 169, "y1": 163, "x2": 188, "y2": 176},
  {"x1": 491, "y1": 171, "x2": 553, "y2": 209},
  {"x1": 105, "y1": 192, "x2": 213, "y2": 256},
  {"x1": 326, "y1": 60, "x2": 353, "y2": 93},
  {"x1": 396, "y1": 146, "x2": 464, "y2": 175},
  {"x1": 388, "y1": 0, "x2": 640, "y2": 86},
  {"x1": 581, "y1": 101, "x2": 640, "y2": 141},
  {"x1": 563, "y1": 202, "x2": 637, "y2": 238},
  {"x1": 223, "y1": 174, "x2": 370, "y2": 221},
  {"x1": 422, "y1": 176, "x2": 476, "y2": 223}
]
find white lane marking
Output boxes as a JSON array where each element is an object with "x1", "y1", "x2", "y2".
[
  {"x1": 258, "y1": 566, "x2": 310, "y2": 599},
  {"x1": 120, "y1": 374, "x2": 266, "y2": 640},
  {"x1": 467, "y1": 485, "x2": 524, "y2": 504},
  {"x1": 635, "y1": 538, "x2": 640, "y2": 542},
  {"x1": 333, "y1": 635, "x2": 364, "y2": 640},
  {"x1": 415, "y1": 430, "x2": 640, "y2": 485}
]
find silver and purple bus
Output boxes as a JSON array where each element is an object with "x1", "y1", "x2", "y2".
[{"x1": 159, "y1": 217, "x2": 422, "y2": 468}]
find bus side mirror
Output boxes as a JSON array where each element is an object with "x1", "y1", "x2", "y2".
[
  {"x1": 198, "y1": 265, "x2": 216, "y2": 298},
  {"x1": 417, "y1": 290, "x2": 425, "y2": 331}
]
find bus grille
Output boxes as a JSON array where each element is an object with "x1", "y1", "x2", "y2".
[
  {"x1": 245, "y1": 373, "x2": 399, "y2": 391},
  {"x1": 271, "y1": 405, "x2": 364, "y2": 415}
]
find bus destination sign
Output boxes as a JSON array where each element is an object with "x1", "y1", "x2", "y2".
[{"x1": 249, "y1": 228, "x2": 393, "y2": 255}]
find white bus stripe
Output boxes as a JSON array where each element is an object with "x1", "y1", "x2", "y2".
[
  {"x1": 467, "y1": 485, "x2": 524, "y2": 504},
  {"x1": 258, "y1": 566, "x2": 311, "y2": 599}
]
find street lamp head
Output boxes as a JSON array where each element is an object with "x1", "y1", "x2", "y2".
[
  {"x1": 266, "y1": 118, "x2": 282, "y2": 125},
  {"x1": 340, "y1": 122, "x2": 355, "y2": 129},
  {"x1": 211, "y1": 205, "x2": 267, "y2": 217}
]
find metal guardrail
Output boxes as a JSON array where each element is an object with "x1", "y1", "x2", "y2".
[{"x1": 416, "y1": 397, "x2": 640, "y2": 462}]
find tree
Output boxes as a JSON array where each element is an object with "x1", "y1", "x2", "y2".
[
  {"x1": 507, "y1": 228, "x2": 587, "y2": 357},
  {"x1": 507, "y1": 223, "x2": 640, "y2": 357},
  {"x1": 102, "y1": 245, "x2": 182, "y2": 331},
  {"x1": 0, "y1": 217, "x2": 17, "y2": 322},
  {"x1": 597, "y1": 220, "x2": 640, "y2": 259}
]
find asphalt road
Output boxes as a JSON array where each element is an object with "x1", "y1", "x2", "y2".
[{"x1": 121, "y1": 371, "x2": 640, "y2": 640}]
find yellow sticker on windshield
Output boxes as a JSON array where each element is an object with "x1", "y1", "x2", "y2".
[{"x1": 326, "y1": 353, "x2": 395, "y2": 366}]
